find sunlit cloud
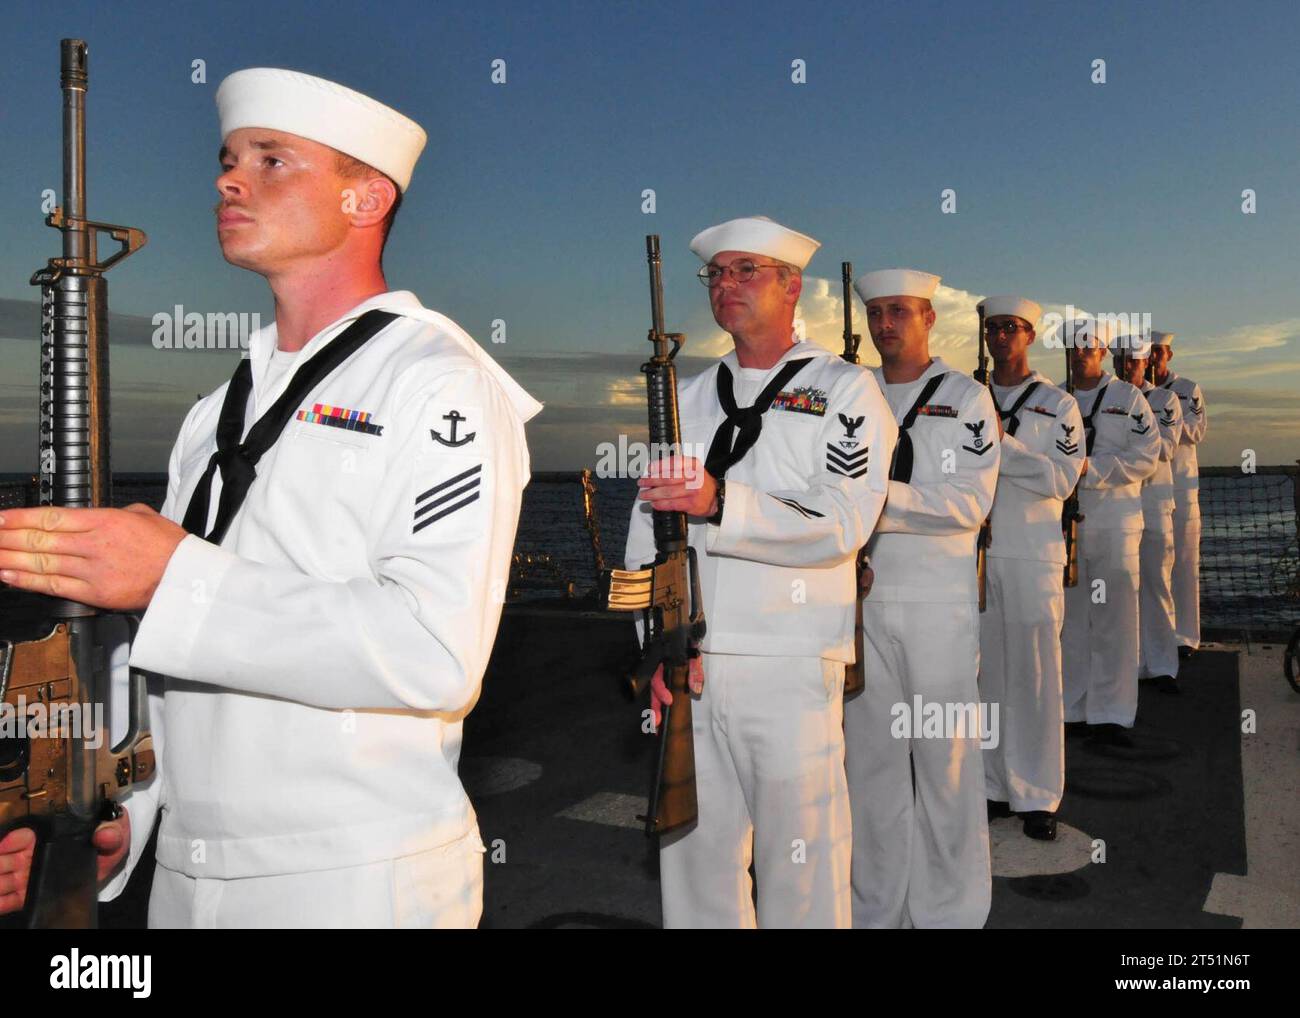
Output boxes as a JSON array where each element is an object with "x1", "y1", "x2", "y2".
[{"x1": 4, "y1": 294, "x2": 1298, "y2": 473}]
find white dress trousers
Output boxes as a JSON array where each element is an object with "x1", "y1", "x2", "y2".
[
  {"x1": 845, "y1": 601, "x2": 991, "y2": 928},
  {"x1": 979, "y1": 556, "x2": 1066, "y2": 812},
  {"x1": 147, "y1": 833, "x2": 486, "y2": 929},
  {"x1": 658, "y1": 653, "x2": 852, "y2": 929},
  {"x1": 1062, "y1": 525, "x2": 1143, "y2": 726}
]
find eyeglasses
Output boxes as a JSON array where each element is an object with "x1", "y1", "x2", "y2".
[
  {"x1": 698, "y1": 259, "x2": 787, "y2": 287},
  {"x1": 985, "y1": 320, "x2": 1027, "y2": 336}
]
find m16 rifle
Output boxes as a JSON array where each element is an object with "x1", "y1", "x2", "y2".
[
  {"x1": 840, "y1": 262, "x2": 866, "y2": 699},
  {"x1": 601, "y1": 236, "x2": 705, "y2": 836},
  {"x1": 1062, "y1": 336, "x2": 1083, "y2": 588},
  {"x1": 1, "y1": 39, "x2": 155, "y2": 928},
  {"x1": 974, "y1": 303, "x2": 991, "y2": 612}
]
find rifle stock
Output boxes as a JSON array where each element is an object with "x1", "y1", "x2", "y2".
[
  {"x1": 0, "y1": 39, "x2": 153, "y2": 929},
  {"x1": 601, "y1": 236, "x2": 705, "y2": 836},
  {"x1": 840, "y1": 263, "x2": 866, "y2": 699}
]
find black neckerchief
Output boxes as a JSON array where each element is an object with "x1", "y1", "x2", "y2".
[
  {"x1": 704, "y1": 358, "x2": 812, "y2": 479},
  {"x1": 181, "y1": 309, "x2": 398, "y2": 545},
  {"x1": 889, "y1": 372, "x2": 948, "y2": 483},
  {"x1": 991, "y1": 378, "x2": 1041, "y2": 437},
  {"x1": 1079, "y1": 382, "x2": 1110, "y2": 456}
]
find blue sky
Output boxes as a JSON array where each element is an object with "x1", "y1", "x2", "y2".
[{"x1": 2, "y1": 0, "x2": 1297, "y2": 470}]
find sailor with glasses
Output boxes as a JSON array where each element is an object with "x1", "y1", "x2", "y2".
[{"x1": 625, "y1": 215, "x2": 896, "y2": 928}]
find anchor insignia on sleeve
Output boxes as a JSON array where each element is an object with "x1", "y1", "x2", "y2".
[{"x1": 431, "y1": 409, "x2": 477, "y2": 447}]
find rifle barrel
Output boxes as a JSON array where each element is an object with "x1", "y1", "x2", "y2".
[
  {"x1": 646, "y1": 235, "x2": 666, "y2": 343},
  {"x1": 60, "y1": 40, "x2": 88, "y2": 263}
]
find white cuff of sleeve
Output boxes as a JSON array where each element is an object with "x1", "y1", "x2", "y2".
[
  {"x1": 704, "y1": 479, "x2": 754, "y2": 556},
  {"x1": 128, "y1": 534, "x2": 239, "y2": 680}
]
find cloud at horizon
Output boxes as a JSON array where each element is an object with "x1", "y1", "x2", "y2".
[{"x1": 3, "y1": 293, "x2": 1296, "y2": 473}]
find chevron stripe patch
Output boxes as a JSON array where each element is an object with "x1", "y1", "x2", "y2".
[
  {"x1": 826, "y1": 443, "x2": 869, "y2": 478},
  {"x1": 413, "y1": 463, "x2": 482, "y2": 534}
]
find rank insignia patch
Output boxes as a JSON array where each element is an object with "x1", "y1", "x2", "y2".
[
  {"x1": 1130, "y1": 412, "x2": 1150, "y2": 435},
  {"x1": 413, "y1": 463, "x2": 482, "y2": 534},
  {"x1": 837, "y1": 413, "x2": 866, "y2": 449},
  {"x1": 826, "y1": 442, "x2": 869, "y2": 478},
  {"x1": 962, "y1": 420, "x2": 994, "y2": 455},
  {"x1": 771, "y1": 386, "x2": 828, "y2": 417},
  {"x1": 297, "y1": 403, "x2": 383, "y2": 436},
  {"x1": 838, "y1": 413, "x2": 865, "y2": 437},
  {"x1": 1056, "y1": 423, "x2": 1079, "y2": 455},
  {"x1": 916, "y1": 404, "x2": 958, "y2": 418},
  {"x1": 1188, "y1": 398, "x2": 1203, "y2": 416},
  {"x1": 1160, "y1": 408, "x2": 1177, "y2": 427}
]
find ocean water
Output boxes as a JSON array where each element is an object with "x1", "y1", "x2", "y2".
[
  {"x1": 1198, "y1": 472, "x2": 1300, "y2": 631},
  {"x1": 3, "y1": 471, "x2": 1297, "y2": 633}
]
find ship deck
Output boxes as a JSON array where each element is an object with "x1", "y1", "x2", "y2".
[
  {"x1": 30, "y1": 606, "x2": 1293, "y2": 929},
  {"x1": 460, "y1": 613, "x2": 1297, "y2": 929}
]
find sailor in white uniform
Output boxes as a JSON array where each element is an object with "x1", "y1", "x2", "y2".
[
  {"x1": 626, "y1": 216, "x2": 896, "y2": 928},
  {"x1": 976, "y1": 296, "x2": 1084, "y2": 842},
  {"x1": 1148, "y1": 332, "x2": 1208, "y2": 654},
  {"x1": 842, "y1": 269, "x2": 999, "y2": 928},
  {"x1": 1113, "y1": 333, "x2": 1184, "y2": 692},
  {"x1": 0, "y1": 68, "x2": 542, "y2": 927},
  {"x1": 1059, "y1": 320, "x2": 1160, "y2": 744}
]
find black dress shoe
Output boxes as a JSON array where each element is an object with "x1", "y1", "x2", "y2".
[
  {"x1": 1155, "y1": 675, "x2": 1180, "y2": 694},
  {"x1": 1178, "y1": 645, "x2": 1196, "y2": 661},
  {"x1": 987, "y1": 799, "x2": 1013, "y2": 820},
  {"x1": 1022, "y1": 811, "x2": 1057, "y2": 841},
  {"x1": 1090, "y1": 723, "x2": 1135, "y2": 748},
  {"x1": 1064, "y1": 721, "x2": 1090, "y2": 739}
]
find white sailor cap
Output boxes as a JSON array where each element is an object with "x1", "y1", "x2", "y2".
[
  {"x1": 688, "y1": 216, "x2": 820, "y2": 269},
  {"x1": 217, "y1": 68, "x2": 428, "y2": 192},
  {"x1": 1151, "y1": 330, "x2": 1175, "y2": 346},
  {"x1": 854, "y1": 268, "x2": 941, "y2": 303},
  {"x1": 1062, "y1": 316, "x2": 1114, "y2": 349},
  {"x1": 1109, "y1": 331, "x2": 1152, "y2": 358},
  {"x1": 978, "y1": 295, "x2": 1042, "y2": 328}
]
